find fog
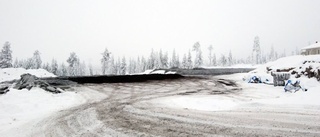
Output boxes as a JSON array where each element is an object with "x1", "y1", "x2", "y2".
[{"x1": 1, "y1": 0, "x2": 319, "y2": 68}]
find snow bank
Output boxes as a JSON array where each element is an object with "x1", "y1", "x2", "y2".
[
  {"x1": 0, "y1": 87, "x2": 106, "y2": 136},
  {"x1": 0, "y1": 88, "x2": 85, "y2": 135},
  {"x1": 0, "y1": 68, "x2": 56, "y2": 83},
  {"x1": 251, "y1": 55, "x2": 320, "y2": 74}
]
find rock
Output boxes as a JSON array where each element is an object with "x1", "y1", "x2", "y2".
[
  {"x1": 0, "y1": 86, "x2": 9, "y2": 94},
  {"x1": 14, "y1": 73, "x2": 62, "y2": 94}
]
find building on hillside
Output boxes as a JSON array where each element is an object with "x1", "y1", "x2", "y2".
[{"x1": 301, "y1": 41, "x2": 320, "y2": 55}]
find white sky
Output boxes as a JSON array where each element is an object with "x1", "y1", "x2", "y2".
[{"x1": 0, "y1": 0, "x2": 319, "y2": 67}]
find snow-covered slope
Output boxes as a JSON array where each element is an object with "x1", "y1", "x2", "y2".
[
  {"x1": 251, "y1": 55, "x2": 320, "y2": 74},
  {"x1": 0, "y1": 68, "x2": 56, "y2": 83}
]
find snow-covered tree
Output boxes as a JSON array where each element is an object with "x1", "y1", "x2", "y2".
[
  {"x1": 120, "y1": 57, "x2": 127, "y2": 75},
  {"x1": 269, "y1": 46, "x2": 275, "y2": 61},
  {"x1": 219, "y1": 54, "x2": 227, "y2": 66},
  {"x1": 182, "y1": 53, "x2": 187, "y2": 69},
  {"x1": 101, "y1": 48, "x2": 111, "y2": 75},
  {"x1": 78, "y1": 61, "x2": 86, "y2": 76},
  {"x1": 109, "y1": 55, "x2": 117, "y2": 75},
  {"x1": 25, "y1": 58, "x2": 33, "y2": 69},
  {"x1": 170, "y1": 49, "x2": 177, "y2": 68},
  {"x1": 59, "y1": 63, "x2": 68, "y2": 76},
  {"x1": 187, "y1": 50, "x2": 193, "y2": 69},
  {"x1": 212, "y1": 53, "x2": 217, "y2": 66},
  {"x1": 208, "y1": 45, "x2": 213, "y2": 66},
  {"x1": 252, "y1": 36, "x2": 261, "y2": 64},
  {"x1": 88, "y1": 63, "x2": 93, "y2": 76},
  {"x1": 163, "y1": 52, "x2": 169, "y2": 69},
  {"x1": 42, "y1": 62, "x2": 51, "y2": 72},
  {"x1": 176, "y1": 54, "x2": 180, "y2": 68},
  {"x1": 193, "y1": 42, "x2": 203, "y2": 68},
  {"x1": 13, "y1": 58, "x2": 19, "y2": 68},
  {"x1": 0, "y1": 42, "x2": 13, "y2": 68},
  {"x1": 31, "y1": 50, "x2": 42, "y2": 69},
  {"x1": 141, "y1": 56, "x2": 147, "y2": 72},
  {"x1": 228, "y1": 50, "x2": 233, "y2": 66},
  {"x1": 148, "y1": 49, "x2": 156, "y2": 69},
  {"x1": 51, "y1": 59, "x2": 58, "y2": 75},
  {"x1": 67, "y1": 52, "x2": 80, "y2": 76}
]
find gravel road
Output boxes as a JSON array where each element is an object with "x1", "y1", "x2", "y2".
[{"x1": 30, "y1": 76, "x2": 320, "y2": 137}]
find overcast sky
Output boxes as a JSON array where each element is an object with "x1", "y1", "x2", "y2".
[{"x1": 0, "y1": 0, "x2": 319, "y2": 67}]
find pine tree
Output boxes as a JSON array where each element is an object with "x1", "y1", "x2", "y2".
[
  {"x1": 187, "y1": 50, "x2": 193, "y2": 69},
  {"x1": 208, "y1": 45, "x2": 213, "y2": 66},
  {"x1": 193, "y1": 42, "x2": 203, "y2": 68},
  {"x1": 31, "y1": 50, "x2": 42, "y2": 69},
  {"x1": 252, "y1": 36, "x2": 261, "y2": 64},
  {"x1": 51, "y1": 59, "x2": 58, "y2": 75},
  {"x1": 182, "y1": 54, "x2": 187, "y2": 69},
  {"x1": 42, "y1": 62, "x2": 51, "y2": 72},
  {"x1": 219, "y1": 54, "x2": 227, "y2": 66},
  {"x1": 141, "y1": 56, "x2": 147, "y2": 72},
  {"x1": 213, "y1": 53, "x2": 217, "y2": 66},
  {"x1": 88, "y1": 63, "x2": 93, "y2": 76},
  {"x1": 0, "y1": 42, "x2": 13, "y2": 68},
  {"x1": 101, "y1": 48, "x2": 111, "y2": 75},
  {"x1": 228, "y1": 50, "x2": 233, "y2": 66},
  {"x1": 163, "y1": 52, "x2": 169, "y2": 69},
  {"x1": 67, "y1": 52, "x2": 79, "y2": 76},
  {"x1": 110, "y1": 56, "x2": 117, "y2": 75},
  {"x1": 13, "y1": 58, "x2": 19, "y2": 68},
  {"x1": 170, "y1": 49, "x2": 177, "y2": 68},
  {"x1": 148, "y1": 49, "x2": 156, "y2": 69},
  {"x1": 269, "y1": 46, "x2": 275, "y2": 61},
  {"x1": 120, "y1": 57, "x2": 127, "y2": 75},
  {"x1": 25, "y1": 58, "x2": 33, "y2": 69},
  {"x1": 60, "y1": 63, "x2": 68, "y2": 76},
  {"x1": 176, "y1": 54, "x2": 180, "y2": 68}
]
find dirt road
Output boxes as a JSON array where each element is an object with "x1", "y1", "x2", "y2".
[{"x1": 31, "y1": 77, "x2": 320, "y2": 137}]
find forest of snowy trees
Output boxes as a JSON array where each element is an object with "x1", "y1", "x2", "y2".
[{"x1": 0, "y1": 38, "x2": 301, "y2": 76}]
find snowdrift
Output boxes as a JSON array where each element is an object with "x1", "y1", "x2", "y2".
[{"x1": 0, "y1": 68, "x2": 56, "y2": 83}]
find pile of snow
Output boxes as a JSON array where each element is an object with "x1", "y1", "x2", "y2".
[
  {"x1": 246, "y1": 55, "x2": 320, "y2": 85},
  {"x1": 0, "y1": 68, "x2": 56, "y2": 83},
  {"x1": 251, "y1": 55, "x2": 320, "y2": 74}
]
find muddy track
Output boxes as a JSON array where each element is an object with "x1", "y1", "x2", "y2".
[{"x1": 30, "y1": 77, "x2": 320, "y2": 137}]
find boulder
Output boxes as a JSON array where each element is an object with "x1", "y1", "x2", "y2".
[{"x1": 14, "y1": 73, "x2": 62, "y2": 94}]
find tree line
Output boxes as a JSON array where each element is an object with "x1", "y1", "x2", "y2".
[{"x1": 0, "y1": 38, "x2": 299, "y2": 76}]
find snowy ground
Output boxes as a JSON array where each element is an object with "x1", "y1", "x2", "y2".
[
  {"x1": 1, "y1": 57, "x2": 320, "y2": 136},
  {"x1": 149, "y1": 73, "x2": 320, "y2": 112},
  {"x1": 0, "y1": 87, "x2": 106, "y2": 137}
]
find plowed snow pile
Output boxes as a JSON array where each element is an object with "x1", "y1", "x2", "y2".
[{"x1": 0, "y1": 68, "x2": 56, "y2": 83}]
